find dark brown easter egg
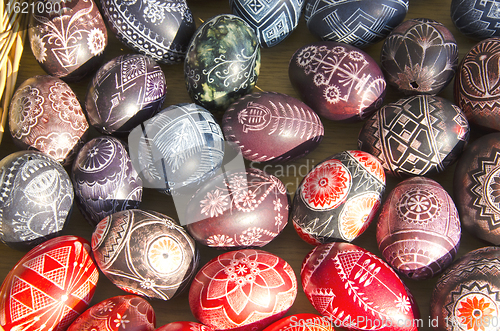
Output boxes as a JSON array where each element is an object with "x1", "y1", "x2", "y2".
[
  {"x1": 455, "y1": 37, "x2": 500, "y2": 132},
  {"x1": 289, "y1": 41, "x2": 386, "y2": 122},
  {"x1": 430, "y1": 246, "x2": 500, "y2": 331},
  {"x1": 358, "y1": 95, "x2": 470, "y2": 177},
  {"x1": 222, "y1": 91, "x2": 324, "y2": 162},
  {"x1": 381, "y1": 18, "x2": 458, "y2": 95},
  {"x1": 67, "y1": 295, "x2": 156, "y2": 331},
  {"x1": 454, "y1": 132, "x2": 500, "y2": 245},
  {"x1": 92, "y1": 209, "x2": 199, "y2": 300},
  {"x1": 292, "y1": 150, "x2": 386, "y2": 244},
  {"x1": 9, "y1": 75, "x2": 89, "y2": 165},
  {"x1": 29, "y1": 0, "x2": 107, "y2": 81},
  {"x1": 185, "y1": 168, "x2": 288, "y2": 249},
  {"x1": 377, "y1": 177, "x2": 461, "y2": 280}
]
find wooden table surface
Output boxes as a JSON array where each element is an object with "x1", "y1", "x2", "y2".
[{"x1": 0, "y1": 0, "x2": 491, "y2": 330}]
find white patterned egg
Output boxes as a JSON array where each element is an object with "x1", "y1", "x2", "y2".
[{"x1": 0, "y1": 151, "x2": 74, "y2": 250}]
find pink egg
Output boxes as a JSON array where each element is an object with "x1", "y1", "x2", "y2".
[
  {"x1": 0, "y1": 236, "x2": 98, "y2": 330},
  {"x1": 376, "y1": 177, "x2": 461, "y2": 280}
]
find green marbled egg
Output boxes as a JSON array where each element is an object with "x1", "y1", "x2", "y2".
[{"x1": 184, "y1": 14, "x2": 261, "y2": 113}]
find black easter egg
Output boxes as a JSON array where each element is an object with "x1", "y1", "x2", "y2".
[
  {"x1": 358, "y1": 95, "x2": 470, "y2": 178},
  {"x1": 85, "y1": 54, "x2": 167, "y2": 135},
  {"x1": 72, "y1": 136, "x2": 143, "y2": 226},
  {"x1": 0, "y1": 151, "x2": 74, "y2": 250}
]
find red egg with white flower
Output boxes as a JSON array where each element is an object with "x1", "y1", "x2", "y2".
[
  {"x1": 156, "y1": 321, "x2": 213, "y2": 331},
  {"x1": 301, "y1": 243, "x2": 420, "y2": 331},
  {"x1": 189, "y1": 249, "x2": 297, "y2": 331}
]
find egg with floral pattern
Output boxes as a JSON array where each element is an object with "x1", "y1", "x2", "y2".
[
  {"x1": 29, "y1": 0, "x2": 107, "y2": 81},
  {"x1": 9, "y1": 75, "x2": 88, "y2": 165},
  {"x1": 185, "y1": 14, "x2": 260, "y2": 113},
  {"x1": 156, "y1": 321, "x2": 213, "y2": 331},
  {"x1": 189, "y1": 249, "x2": 297, "y2": 331},
  {"x1": 291, "y1": 150, "x2": 386, "y2": 244},
  {"x1": 185, "y1": 168, "x2": 289, "y2": 249},
  {"x1": 289, "y1": 42, "x2": 385, "y2": 122}
]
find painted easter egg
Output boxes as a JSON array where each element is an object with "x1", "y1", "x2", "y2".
[
  {"x1": 9, "y1": 75, "x2": 88, "y2": 165},
  {"x1": 291, "y1": 150, "x2": 386, "y2": 244},
  {"x1": 430, "y1": 246, "x2": 500, "y2": 331},
  {"x1": 100, "y1": 0, "x2": 196, "y2": 63},
  {"x1": 0, "y1": 236, "x2": 99, "y2": 330},
  {"x1": 377, "y1": 177, "x2": 461, "y2": 280},
  {"x1": 92, "y1": 209, "x2": 199, "y2": 300},
  {"x1": 381, "y1": 18, "x2": 459, "y2": 95},
  {"x1": 451, "y1": 0, "x2": 500, "y2": 40},
  {"x1": 358, "y1": 95, "x2": 470, "y2": 177},
  {"x1": 66, "y1": 295, "x2": 156, "y2": 331},
  {"x1": 0, "y1": 151, "x2": 73, "y2": 250},
  {"x1": 71, "y1": 136, "x2": 143, "y2": 226},
  {"x1": 454, "y1": 132, "x2": 500, "y2": 245},
  {"x1": 301, "y1": 242, "x2": 420, "y2": 331},
  {"x1": 156, "y1": 321, "x2": 213, "y2": 331},
  {"x1": 185, "y1": 168, "x2": 289, "y2": 249},
  {"x1": 229, "y1": 0, "x2": 304, "y2": 47},
  {"x1": 185, "y1": 14, "x2": 260, "y2": 113},
  {"x1": 222, "y1": 91, "x2": 324, "y2": 162},
  {"x1": 454, "y1": 37, "x2": 500, "y2": 132},
  {"x1": 128, "y1": 103, "x2": 224, "y2": 194},
  {"x1": 189, "y1": 249, "x2": 297, "y2": 331},
  {"x1": 85, "y1": 54, "x2": 166, "y2": 135},
  {"x1": 29, "y1": 0, "x2": 107, "y2": 81},
  {"x1": 289, "y1": 41, "x2": 386, "y2": 122},
  {"x1": 303, "y1": 0, "x2": 409, "y2": 48}
]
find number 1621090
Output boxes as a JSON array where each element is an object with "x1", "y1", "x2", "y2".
[{"x1": 6, "y1": 1, "x2": 62, "y2": 15}]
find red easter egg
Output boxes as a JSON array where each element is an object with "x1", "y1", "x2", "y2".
[
  {"x1": 189, "y1": 249, "x2": 297, "y2": 331},
  {"x1": 263, "y1": 313, "x2": 335, "y2": 331},
  {"x1": 0, "y1": 236, "x2": 98, "y2": 331},
  {"x1": 67, "y1": 295, "x2": 156, "y2": 331},
  {"x1": 156, "y1": 321, "x2": 213, "y2": 331},
  {"x1": 301, "y1": 243, "x2": 420, "y2": 331}
]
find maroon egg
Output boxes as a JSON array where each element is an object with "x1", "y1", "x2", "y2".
[
  {"x1": 67, "y1": 295, "x2": 156, "y2": 331},
  {"x1": 71, "y1": 136, "x2": 143, "y2": 226},
  {"x1": 376, "y1": 177, "x2": 461, "y2": 280},
  {"x1": 301, "y1": 243, "x2": 420, "y2": 331},
  {"x1": 9, "y1": 75, "x2": 89, "y2": 165},
  {"x1": 289, "y1": 41, "x2": 386, "y2": 122},
  {"x1": 381, "y1": 18, "x2": 458, "y2": 95},
  {"x1": 455, "y1": 37, "x2": 500, "y2": 132},
  {"x1": 430, "y1": 246, "x2": 500, "y2": 331},
  {"x1": 454, "y1": 132, "x2": 500, "y2": 245},
  {"x1": 92, "y1": 209, "x2": 199, "y2": 300},
  {"x1": 358, "y1": 95, "x2": 470, "y2": 177},
  {"x1": 291, "y1": 150, "x2": 385, "y2": 244},
  {"x1": 156, "y1": 321, "x2": 213, "y2": 331},
  {"x1": 185, "y1": 168, "x2": 288, "y2": 249},
  {"x1": 85, "y1": 54, "x2": 166, "y2": 135},
  {"x1": 29, "y1": 0, "x2": 107, "y2": 81},
  {"x1": 0, "y1": 236, "x2": 98, "y2": 330},
  {"x1": 222, "y1": 91, "x2": 324, "y2": 162},
  {"x1": 189, "y1": 249, "x2": 297, "y2": 331}
]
